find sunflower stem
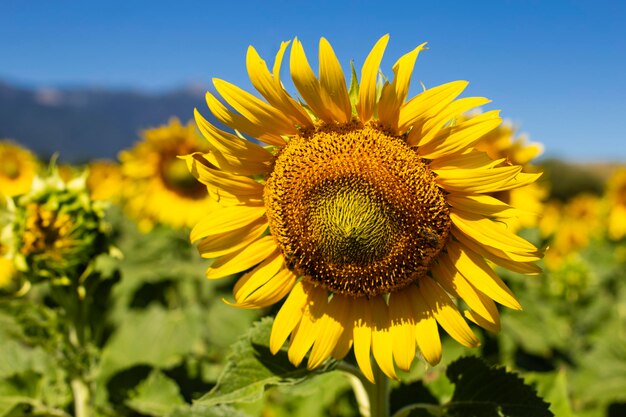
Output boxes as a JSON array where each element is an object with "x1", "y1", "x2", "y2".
[
  {"x1": 70, "y1": 377, "x2": 90, "y2": 417},
  {"x1": 367, "y1": 362, "x2": 390, "y2": 417},
  {"x1": 336, "y1": 362, "x2": 371, "y2": 417},
  {"x1": 337, "y1": 361, "x2": 390, "y2": 417}
]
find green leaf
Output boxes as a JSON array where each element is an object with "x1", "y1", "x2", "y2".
[
  {"x1": 204, "y1": 301, "x2": 259, "y2": 350},
  {"x1": 196, "y1": 317, "x2": 336, "y2": 407},
  {"x1": 126, "y1": 370, "x2": 186, "y2": 417},
  {"x1": 0, "y1": 371, "x2": 40, "y2": 417},
  {"x1": 99, "y1": 305, "x2": 202, "y2": 381},
  {"x1": 169, "y1": 404, "x2": 251, "y2": 417},
  {"x1": 524, "y1": 370, "x2": 574, "y2": 417},
  {"x1": 444, "y1": 356, "x2": 552, "y2": 417},
  {"x1": 265, "y1": 371, "x2": 354, "y2": 417},
  {"x1": 572, "y1": 325, "x2": 626, "y2": 405}
]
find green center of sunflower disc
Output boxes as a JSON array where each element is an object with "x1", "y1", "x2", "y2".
[
  {"x1": 265, "y1": 122, "x2": 451, "y2": 297},
  {"x1": 309, "y1": 181, "x2": 395, "y2": 265}
]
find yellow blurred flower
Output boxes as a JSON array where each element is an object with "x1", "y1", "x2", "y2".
[
  {"x1": 87, "y1": 160, "x2": 123, "y2": 202},
  {"x1": 119, "y1": 118, "x2": 213, "y2": 231},
  {"x1": 606, "y1": 168, "x2": 626, "y2": 240},
  {"x1": 0, "y1": 240, "x2": 16, "y2": 288},
  {"x1": 0, "y1": 140, "x2": 38, "y2": 197},
  {"x1": 543, "y1": 194, "x2": 601, "y2": 269},
  {"x1": 188, "y1": 36, "x2": 542, "y2": 381}
]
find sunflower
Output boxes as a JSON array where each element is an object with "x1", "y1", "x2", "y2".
[
  {"x1": 473, "y1": 120, "x2": 546, "y2": 231},
  {"x1": 119, "y1": 118, "x2": 213, "y2": 231},
  {"x1": 0, "y1": 140, "x2": 38, "y2": 197},
  {"x1": 541, "y1": 194, "x2": 601, "y2": 269},
  {"x1": 188, "y1": 36, "x2": 542, "y2": 382},
  {"x1": 9, "y1": 171, "x2": 109, "y2": 285},
  {"x1": 87, "y1": 160, "x2": 123, "y2": 202},
  {"x1": 606, "y1": 168, "x2": 626, "y2": 241}
]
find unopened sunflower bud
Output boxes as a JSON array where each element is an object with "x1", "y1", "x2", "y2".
[{"x1": 8, "y1": 169, "x2": 109, "y2": 285}]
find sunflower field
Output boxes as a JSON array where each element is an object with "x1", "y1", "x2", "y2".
[{"x1": 1, "y1": 37, "x2": 626, "y2": 417}]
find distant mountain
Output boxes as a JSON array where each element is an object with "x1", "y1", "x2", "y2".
[{"x1": 0, "y1": 81, "x2": 215, "y2": 162}]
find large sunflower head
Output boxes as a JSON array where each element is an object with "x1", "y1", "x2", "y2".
[
  {"x1": 188, "y1": 36, "x2": 543, "y2": 382},
  {"x1": 119, "y1": 118, "x2": 213, "y2": 231},
  {"x1": 0, "y1": 140, "x2": 39, "y2": 197}
]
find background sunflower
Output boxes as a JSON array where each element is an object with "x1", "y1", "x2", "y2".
[
  {"x1": 0, "y1": 140, "x2": 39, "y2": 197},
  {"x1": 119, "y1": 118, "x2": 214, "y2": 231}
]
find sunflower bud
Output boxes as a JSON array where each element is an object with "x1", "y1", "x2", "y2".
[{"x1": 6, "y1": 169, "x2": 109, "y2": 285}]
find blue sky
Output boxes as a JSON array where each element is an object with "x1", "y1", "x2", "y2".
[{"x1": 1, "y1": 0, "x2": 625, "y2": 161}]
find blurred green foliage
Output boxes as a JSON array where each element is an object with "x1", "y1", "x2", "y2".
[{"x1": 539, "y1": 159, "x2": 606, "y2": 201}]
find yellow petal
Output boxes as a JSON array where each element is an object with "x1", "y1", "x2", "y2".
[
  {"x1": 398, "y1": 80, "x2": 468, "y2": 132},
  {"x1": 450, "y1": 211, "x2": 540, "y2": 255},
  {"x1": 445, "y1": 240, "x2": 522, "y2": 310},
  {"x1": 405, "y1": 285, "x2": 441, "y2": 366},
  {"x1": 246, "y1": 44, "x2": 312, "y2": 127},
  {"x1": 331, "y1": 299, "x2": 354, "y2": 361},
  {"x1": 432, "y1": 254, "x2": 502, "y2": 330},
  {"x1": 182, "y1": 153, "x2": 264, "y2": 203},
  {"x1": 464, "y1": 307, "x2": 500, "y2": 334},
  {"x1": 190, "y1": 205, "x2": 266, "y2": 243},
  {"x1": 408, "y1": 97, "x2": 491, "y2": 146},
  {"x1": 205, "y1": 235, "x2": 278, "y2": 279},
  {"x1": 435, "y1": 165, "x2": 523, "y2": 194},
  {"x1": 378, "y1": 43, "x2": 427, "y2": 130},
  {"x1": 288, "y1": 284, "x2": 327, "y2": 367},
  {"x1": 213, "y1": 78, "x2": 296, "y2": 135},
  {"x1": 205, "y1": 91, "x2": 285, "y2": 146},
  {"x1": 194, "y1": 109, "x2": 272, "y2": 176},
  {"x1": 418, "y1": 111, "x2": 501, "y2": 159},
  {"x1": 290, "y1": 38, "x2": 335, "y2": 123},
  {"x1": 230, "y1": 267, "x2": 297, "y2": 309},
  {"x1": 451, "y1": 226, "x2": 541, "y2": 264},
  {"x1": 318, "y1": 37, "x2": 352, "y2": 123},
  {"x1": 446, "y1": 193, "x2": 518, "y2": 219},
  {"x1": 418, "y1": 277, "x2": 480, "y2": 348},
  {"x1": 357, "y1": 35, "x2": 389, "y2": 123},
  {"x1": 352, "y1": 297, "x2": 374, "y2": 383},
  {"x1": 389, "y1": 290, "x2": 417, "y2": 372},
  {"x1": 308, "y1": 293, "x2": 351, "y2": 369},
  {"x1": 370, "y1": 296, "x2": 397, "y2": 380},
  {"x1": 233, "y1": 250, "x2": 284, "y2": 302},
  {"x1": 270, "y1": 281, "x2": 308, "y2": 354},
  {"x1": 196, "y1": 217, "x2": 267, "y2": 259},
  {"x1": 452, "y1": 228, "x2": 543, "y2": 274},
  {"x1": 430, "y1": 150, "x2": 503, "y2": 170}
]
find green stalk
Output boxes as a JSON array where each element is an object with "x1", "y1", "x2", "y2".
[
  {"x1": 366, "y1": 363, "x2": 390, "y2": 417},
  {"x1": 338, "y1": 361, "x2": 390, "y2": 417},
  {"x1": 68, "y1": 285, "x2": 91, "y2": 417},
  {"x1": 70, "y1": 377, "x2": 90, "y2": 417}
]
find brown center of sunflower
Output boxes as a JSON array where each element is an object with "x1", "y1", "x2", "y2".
[
  {"x1": 21, "y1": 204, "x2": 74, "y2": 260},
  {"x1": 160, "y1": 156, "x2": 207, "y2": 198},
  {"x1": 265, "y1": 122, "x2": 451, "y2": 297},
  {"x1": 1, "y1": 159, "x2": 20, "y2": 179}
]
